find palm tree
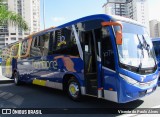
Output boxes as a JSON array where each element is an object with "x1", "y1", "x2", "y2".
[{"x1": 0, "y1": 0, "x2": 28, "y2": 31}]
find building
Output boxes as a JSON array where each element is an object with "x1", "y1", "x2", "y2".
[
  {"x1": 149, "y1": 20, "x2": 160, "y2": 38},
  {"x1": 102, "y1": 0, "x2": 149, "y2": 32},
  {"x1": 0, "y1": 0, "x2": 40, "y2": 49}
]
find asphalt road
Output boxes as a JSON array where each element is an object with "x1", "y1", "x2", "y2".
[{"x1": 0, "y1": 83, "x2": 160, "y2": 117}]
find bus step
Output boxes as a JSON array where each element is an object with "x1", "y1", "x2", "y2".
[
  {"x1": 91, "y1": 86, "x2": 97, "y2": 89},
  {"x1": 89, "y1": 80, "x2": 97, "y2": 86}
]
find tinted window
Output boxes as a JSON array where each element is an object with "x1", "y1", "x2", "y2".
[
  {"x1": 101, "y1": 27, "x2": 115, "y2": 70},
  {"x1": 21, "y1": 39, "x2": 29, "y2": 56},
  {"x1": 30, "y1": 37, "x2": 42, "y2": 57},
  {"x1": 30, "y1": 33, "x2": 50, "y2": 57},
  {"x1": 53, "y1": 27, "x2": 79, "y2": 56}
]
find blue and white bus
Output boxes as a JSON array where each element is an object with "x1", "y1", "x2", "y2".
[
  {"x1": 152, "y1": 38, "x2": 160, "y2": 85},
  {"x1": 2, "y1": 14, "x2": 158, "y2": 103}
]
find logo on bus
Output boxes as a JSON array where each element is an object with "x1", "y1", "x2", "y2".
[
  {"x1": 141, "y1": 76, "x2": 146, "y2": 82},
  {"x1": 32, "y1": 61, "x2": 58, "y2": 70},
  {"x1": 58, "y1": 36, "x2": 66, "y2": 47}
]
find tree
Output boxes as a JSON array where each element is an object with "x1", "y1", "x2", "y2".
[{"x1": 0, "y1": 0, "x2": 28, "y2": 31}]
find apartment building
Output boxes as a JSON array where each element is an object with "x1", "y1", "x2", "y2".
[
  {"x1": 149, "y1": 20, "x2": 160, "y2": 38},
  {"x1": 0, "y1": 0, "x2": 40, "y2": 49},
  {"x1": 103, "y1": 0, "x2": 149, "y2": 31}
]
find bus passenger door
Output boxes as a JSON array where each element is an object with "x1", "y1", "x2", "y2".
[{"x1": 83, "y1": 30, "x2": 98, "y2": 96}]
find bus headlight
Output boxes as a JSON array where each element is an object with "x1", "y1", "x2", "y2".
[{"x1": 119, "y1": 74, "x2": 138, "y2": 85}]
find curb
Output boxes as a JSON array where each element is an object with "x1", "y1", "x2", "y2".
[{"x1": 0, "y1": 80, "x2": 14, "y2": 84}]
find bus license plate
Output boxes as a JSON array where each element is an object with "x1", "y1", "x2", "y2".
[{"x1": 147, "y1": 88, "x2": 153, "y2": 93}]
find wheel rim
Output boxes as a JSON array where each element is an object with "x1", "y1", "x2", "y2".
[
  {"x1": 14, "y1": 73, "x2": 18, "y2": 84},
  {"x1": 69, "y1": 82, "x2": 79, "y2": 98}
]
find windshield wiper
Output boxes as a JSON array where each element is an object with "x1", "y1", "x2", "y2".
[
  {"x1": 137, "y1": 61, "x2": 142, "y2": 72},
  {"x1": 137, "y1": 35, "x2": 144, "y2": 72},
  {"x1": 142, "y1": 35, "x2": 150, "y2": 57}
]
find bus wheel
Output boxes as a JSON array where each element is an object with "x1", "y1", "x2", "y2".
[
  {"x1": 14, "y1": 72, "x2": 21, "y2": 85},
  {"x1": 67, "y1": 78, "x2": 81, "y2": 101}
]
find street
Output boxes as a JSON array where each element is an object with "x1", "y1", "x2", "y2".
[{"x1": 0, "y1": 82, "x2": 160, "y2": 116}]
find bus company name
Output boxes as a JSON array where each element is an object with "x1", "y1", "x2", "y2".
[
  {"x1": 32, "y1": 61, "x2": 58, "y2": 70},
  {"x1": 103, "y1": 50, "x2": 114, "y2": 57}
]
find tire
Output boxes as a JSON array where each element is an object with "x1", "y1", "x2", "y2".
[
  {"x1": 67, "y1": 78, "x2": 81, "y2": 101},
  {"x1": 14, "y1": 72, "x2": 22, "y2": 85}
]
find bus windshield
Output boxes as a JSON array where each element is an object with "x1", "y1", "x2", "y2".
[{"x1": 116, "y1": 22, "x2": 156, "y2": 69}]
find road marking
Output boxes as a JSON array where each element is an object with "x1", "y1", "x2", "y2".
[{"x1": 0, "y1": 83, "x2": 14, "y2": 87}]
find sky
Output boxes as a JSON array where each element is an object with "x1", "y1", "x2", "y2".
[{"x1": 40, "y1": 0, "x2": 160, "y2": 30}]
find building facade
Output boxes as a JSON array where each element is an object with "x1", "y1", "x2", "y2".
[
  {"x1": 0, "y1": 0, "x2": 40, "y2": 49},
  {"x1": 149, "y1": 20, "x2": 160, "y2": 38},
  {"x1": 103, "y1": 0, "x2": 149, "y2": 32}
]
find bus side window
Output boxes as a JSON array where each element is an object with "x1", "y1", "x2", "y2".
[
  {"x1": 21, "y1": 40, "x2": 29, "y2": 57},
  {"x1": 101, "y1": 27, "x2": 115, "y2": 70},
  {"x1": 54, "y1": 27, "x2": 79, "y2": 56},
  {"x1": 41, "y1": 33, "x2": 50, "y2": 56},
  {"x1": 48, "y1": 31, "x2": 55, "y2": 55},
  {"x1": 30, "y1": 37, "x2": 42, "y2": 57}
]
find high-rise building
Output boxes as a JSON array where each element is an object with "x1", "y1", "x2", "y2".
[
  {"x1": 0, "y1": 0, "x2": 40, "y2": 49},
  {"x1": 149, "y1": 20, "x2": 160, "y2": 38},
  {"x1": 103, "y1": 0, "x2": 149, "y2": 31}
]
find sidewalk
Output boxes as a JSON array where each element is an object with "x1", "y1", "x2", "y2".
[{"x1": 0, "y1": 66, "x2": 14, "y2": 84}]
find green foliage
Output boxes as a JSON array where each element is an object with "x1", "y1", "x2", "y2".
[{"x1": 0, "y1": 0, "x2": 28, "y2": 31}]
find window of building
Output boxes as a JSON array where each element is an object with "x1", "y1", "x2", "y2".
[
  {"x1": 18, "y1": 38, "x2": 22, "y2": 41},
  {"x1": 11, "y1": 37, "x2": 16, "y2": 41},
  {"x1": 0, "y1": 43, "x2": 5, "y2": 45},
  {"x1": 11, "y1": 33, "x2": 16, "y2": 35}
]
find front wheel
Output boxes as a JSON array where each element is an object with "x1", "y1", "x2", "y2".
[
  {"x1": 14, "y1": 72, "x2": 22, "y2": 85},
  {"x1": 67, "y1": 78, "x2": 81, "y2": 101}
]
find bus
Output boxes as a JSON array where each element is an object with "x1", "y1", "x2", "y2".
[
  {"x1": 152, "y1": 38, "x2": 160, "y2": 85},
  {"x1": 2, "y1": 14, "x2": 158, "y2": 103},
  {"x1": 1, "y1": 42, "x2": 20, "y2": 78}
]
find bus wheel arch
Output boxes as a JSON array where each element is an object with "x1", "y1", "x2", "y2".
[{"x1": 63, "y1": 74, "x2": 82, "y2": 101}]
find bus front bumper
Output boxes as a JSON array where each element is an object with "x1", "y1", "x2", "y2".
[{"x1": 118, "y1": 78, "x2": 158, "y2": 103}]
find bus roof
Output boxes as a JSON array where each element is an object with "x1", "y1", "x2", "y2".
[
  {"x1": 152, "y1": 38, "x2": 160, "y2": 42},
  {"x1": 8, "y1": 14, "x2": 145, "y2": 43},
  {"x1": 56, "y1": 14, "x2": 144, "y2": 29},
  {"x1": 29, "y1": 14, "x2": 144, "y2": 37},
  {"x1": 110, "y1": 15, "x2": 144, "y2": 27}
]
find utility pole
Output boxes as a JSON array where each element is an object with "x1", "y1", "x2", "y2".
[{"x1": 43, "y1": 0, "x2": 45, "y2": 29}]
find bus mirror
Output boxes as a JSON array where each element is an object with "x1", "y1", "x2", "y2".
[
  {"x1": 101, "y1": 21, "x2": 123, "y2": 45},
  {"x1": 116, "y1": 31, "x2": 122, "y2": 45}
]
